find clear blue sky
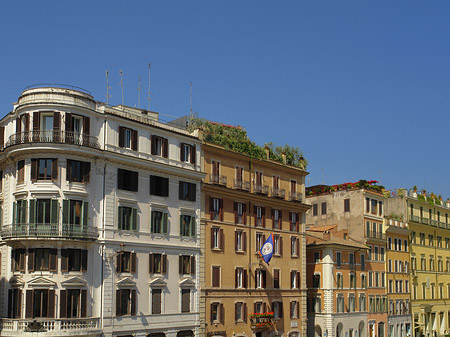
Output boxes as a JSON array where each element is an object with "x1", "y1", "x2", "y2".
[{"x1": 1, "y1": 1, "x2": 450, "y2": 197}]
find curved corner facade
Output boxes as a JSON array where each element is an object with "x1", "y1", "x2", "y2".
[{"x1": 0, "y1": 87, "x2": 203, "y2": 337}]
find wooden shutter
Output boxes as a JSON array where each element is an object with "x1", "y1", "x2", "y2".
[
  {"x1": 152, "y1": 289, "x2": 161, "y2": 314},
  {"x1": 30, "y1": 159, "x2": 37, "y2": 181},
  {"x1": 180, "y1": 142, "x2": 185, "y2": 161},
  {"x1": 280, "y1": 236, "x2": 283, "y2": 256},
  {"x1": 24, "y1": 114, "x2": 30, "y2": 132},
  {"x1": 131, "y1": 252, "x2": 137, "y2": 273},
  {"x1": 51, "y1": 199, "x2": 58, "y2": 224},
  {"x1": 162, "y1": 138, "x2": 168, "y2": 158},
  {"x1": 211, "y1": 227, "x2": 215, "y2": 249},
  {"x1": 25, "y1": 290, "x2": 33, "y2": 318},
  {"x1": 219, "y1": 228, "x2": 224, "y2": 251},
  {"x1": 234, "y1": 202, "x2": 238, "y2": 224},
  {"x1": 66, "y1": 159, "x2": 72, "y2": 181},
  {"x1": 131, "y1": 208, "x2": 138, "y2": 231},
  {"x1": 190, "y1": 216, "x2": 196, "y2": 237},
  {"x1": 29, "y1": 199, "x2": 36, "y2": 224},
  {"x1": 290, "y1": 302, "x2": 294, "y2": 318},
  {"x1": 210, "y1": 197, "x2": 214, "y2": 220},
  {"x1": 151, "y1": 135, "x2": 156, "y2": 155},
  {"x1": 53, "y1": 111, "x2": 60, "y2": 130},
  {"x1": 297, "y1": 301, "x2": 300, "y2": 318},
  {"x1": 235, "y1": 231, "x2": 238, "y2": 251},
  {"x1": 48, "y1": 290, "x2": 55, "y2": 318},
  {"x1": 190, "y1": 144, "x2": 196, "y2": 164},
  {"x1": 279, "y1": 211, "x2": 282, "y2": 230},
  {"x1": 28, "y1": 248, "x2": 35, "y2": 272},
  {"x1": 210, "y1": 303, "x2": 214, "y2": 324},
  {"x1": 179, "y1": 256, "x2": 183, "y2": 274},
  {"x1": 182, "y1": 289, "x2": 190, "y2": 313},
  {"x1": 296, "y1": 238, "x2": 300, "y2": 256},
  {"x1": 296, "y1": 213, "x2": 300, "y2": 232},
  {"x1": 243, "y1": 231, "x2": 247, "y2": 252},
  {"x1": 179, "y1": 181, "x2": 183, "y2": 200},
  {"x1": 274, "y1": 269, "x2": 279, "y2": 288},
  {"x1": 116, "y1": 290, "x2": 121, "y2": 316},
  {"x1": 262, "y1": 207, "x2": 266, "y2": 227},
  {"x1": 220, "y1": 303, "x2": 224, "y2": 324},
  {"x1": 51, "y1": 159, "x2": 58, "y2": 180},
  {"x1": 81, "y1": 250, "x2": 88, "y2": 272},
  {"x1": 82, "y1": 162, "x2": 90, "y2": 183},
  {"x1": 131, "y1": 171, "x2": 138, "y2": 192},
  {"x1": 61, "y1": 249, "x2": 68, "y2": 272},
  {"x1": 60, "y1": 290, "x2": 67, "y2": 318},
  {"x1": 0, "y1": 126, "x2": 4, "y2": 148},
  {"x1": 131, "y1": 129, "x2": 138, "y2": 151},
  {"x1": 235, "y1": 302, "x2": 238, "y2": 322},
  {"x1": 190, "y1": 256, "x2": 195, "y2": 274},
  {"x1": 16, "y1": 117, "x2": 21, "y2": 134},
  {"x1": 162, "y1": 213, "x2": 168, "y2": 234},
  {"x1": 19, "y1": 249, "x2": 26, "y2": 272},
  {"x1": 254, "y1": 302, "x2": 257, "y2": 313},
  {"x1": 243, "y1": 203, "x2": 247, "y2": 224},
  {"x1": 244, "y1": 303, "x2": 247, "y2": 323},
  {"x1": 81, "y1": 289, "x2": 87, "y2": 317},
  {"x1": 296, "y1": 272, "x2": 300, "y2": 289},
  {"x1": 162, "y1": 254, "x2": 167, "y2": 273},
  {"x1": 8, "y1": 289, "x2": 13, "y2": 317},
  {"x1": 118, "y1": 126, "x2": 125, "y2": 147},
  {"x1": 163, "y1": 177, "x2": 169, "y2": 197},
  {"x1": 65, "y1": 113, "x2": 72, "y2": 132},
  {"x1": 219, "y1": 199, "x2": 224, "y2": 221},
  {"x1": 62, "y1": 200, "x2": 69, "y2": 224},
  {"x1": 149, "y1": 254, "x2": 154, "y2": 273},
  {"x1": 50, "y1": 249, "x2": 57, "y2": 272},
  {"x1": 83, "y1": 201, "x2": 89, "y2": 227},
  {"x1": 131, "y1": 289, "x2": 136, "y2": 316},
  {"x1": 243, "y1": 269, "x2": 248, "y2": 288},
  {"x1": 235, "y1": 269, "x2": 238, "y2": 288},
  {"x1": 33, "y1": 111, "x2": 41, "y2": 131},
  {"x1": 289, "y1": 212, "x2": 292, "y2": 230},
  {"x1": 83, "y1": 116, "x2": 90, "y2": 135},
  {"x1": 189, "y1": 183, "x2": 196, "y2": 201}
]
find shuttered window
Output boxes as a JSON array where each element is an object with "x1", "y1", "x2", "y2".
[
  {"x1": 30, "y1": 159, "x2": 57, "y2": 181},
  {"x1": 25, "y1": 289, "x2": 55, "y2": 318},
  {"x1": 61, "y1": 249, "x2": 88, "y2": 272},
  {"x1": 180, "y1": 214, "x2": 196, "y2": 237},
  {"x1": 151, "y1": 210, "x2": 168, "y2": 234},
  {"x1": 179, "y1": 181, "x2": 196, "y2": 201},
  {"x1": 152, "y1": 289, "x2": 162, "y2": 314},
  {"x1": 116, "y1": 251, "x2": 137, "y2": 273},
  {"x1": 180, "y1": 143, "x2": 196, "y2": 164},
  {"x1": 179, "y1": 255, "x2": 195, "y2": 275},
  {"x1": 17, "y1": 160, "x2": 25, "y2": 184},
  {"x1": 8, "y1": 288, "x2": 22, "y2": 318},
  {"x1": 117, "y1": 168, "x2": 139, "y2": 192},
  {"x1": 116, "y1": 288, "x2": 136, "y2": 316},
  {"x1": 212, "y1": 266, "x2": 221, "y2": 287},
  {"x1": 150, "y1": 175, "x2": 169, "y2": 197},
  {"x1": 28, "y1": 199, "x2": 59, "y2": 225},
  {"x1": 119, "y1": 126, "x2": 138, "y2": 151},
  {"x1": 149, "y1": 254, "x2": 167, "y2": 274},
  {"x1": 66, "y1": 159, "x2": 91, "y2": 183},
  {"x1": 181, "y1": 289, "x2": 190, "y2": 313},
  {"x1": 151, "y1": 135, "x2": 168, "y2": 158},
  {"x1": 62, "y1": 200, "x2": 89, "y2": 227},
  {"x1": 118, "y1": 206, "x2": 138, "y2": 231}
]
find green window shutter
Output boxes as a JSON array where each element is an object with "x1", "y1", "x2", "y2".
[
  {"x1": 62, "y1": 200, "x2": 69, "y2": 224},
  {"x1": 28, "y1": 200, "x2": 35, "y2": 225},
  {"x1": 190, "y1": 216, "x2": 196, "y2": 237},
  {"x1": 162, "y1": 213, "x2": 168, "y2": 234},
  {"x1": 150, "y1": 211, "x2": 155, "y2": 233},
  {"x1": 118, "y1": 206, "x2": 123, "y2": 230},
  {"x1": 21, "y1": 200, "x2": 27, "y2": 224},
  {"x1": 83, "y1": 201, "x2": 89, "y2": 227},
  {"x1": 180, "y1": 215, "x2": 183, "y2": 236},
  {"x1": 50, "y1": 200, "x2": 58, "y2": 224},
  {"x1": 132, "y1": 208, "x2": 137, "y2": 231},
  {"x1": 12, "y1": 202, "x2": 16, "y2": 225}
]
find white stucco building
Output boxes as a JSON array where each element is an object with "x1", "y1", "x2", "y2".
[{"x1": 0, "y1": 85, "x2": 204, "y2": 337}]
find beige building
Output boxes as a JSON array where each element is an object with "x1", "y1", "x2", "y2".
[{"x1": 199, "y1": 136, "x2": 309, "y2": 337}]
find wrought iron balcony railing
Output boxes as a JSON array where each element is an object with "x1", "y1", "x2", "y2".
[
  {"x1": 6, "y1": 131, "x2": 100, "y2": 149},
  {"x1": 210, "y1": 174, "x2": 227, "y2": 186},
  {"x1": 1, "y1": 223, "x2": 98, "y2": 241},
  {"x1": 271, "y1": 188, "x2": 286, "y2": 199},
  {"x1": 233, "y1": 179, "x2": 250, "y2": 191},
  {"x1": 253, "y1": 183, "x2": 269, "y2": 195},
  {"x1": 364, "y1": 230, "x2": 386, "y2": 240},
  {"x1": 289, "y1": 191, "x2": 303, "y2": 202}
]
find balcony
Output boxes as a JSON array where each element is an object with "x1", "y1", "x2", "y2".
[
  {"x1": 5, "y1": 131, "x2": 100, "y2": 149},
  {"x1": 420, "y1": 217, "x2": 430, "y2": 225},
  {"x1": 0, "y1": 317, "x2": 101, "y2": 336},
  {"x1": 409, "y1": 215, "x2": 420, "y2": 223},
  {"x1": 289, "y1": 191, "x2": 303, "y2": 202},
  {"x1": 365, "y1": 230, "x2": 386, "y2": 240},
  {"x1": 210, "y1": 174, "x2": 227, "y2": 186},
  {"x1": 1, "y1": 223, "x2": 99, "y2": 241},
  {"x1": 271, "y1": 188, "x2": 286, "y2": 199},
  {"x1": 253, "y1": 183, "x2": 269, "y2": 195},
  {"x1": 233, "y1": 179, "x2": 250, "y2": 191}
]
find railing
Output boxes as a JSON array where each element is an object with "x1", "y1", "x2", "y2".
[
  {"x1": 439, "y1": 221, "x2": 447, "y2": 228},
  {"x1": 290, "y1": 192, "x2": 303, "y2": 202},
  {"x1": 254, "y1": 183, "x2": 269, "y2": 195},
  {"x1": 210, "y1": 174, "x2": 227, "y2": 186},
  {"x1": 1, "y1": 223, "x2": 98, "y2": 240},
  {"x1": 0, "y1": 317, "x2": 100, "y2": 334},
  {"x1": 24, "y1": 83, "x2": 92, "y2": 95},
  {"x1": 271, "y1": 188, "x2": 286, "y2": 199},
  {"x1": 233, "y1": 179, "x2": 250, "y2": 191},
  {"x1": 409, "y1": 215, "x2": 420, "y2": 223},
  {"x1": 6, "y1": 131, "x2": 100, "y2": 149},
  {"x1": 420, "y1": 217, "x2": 430, "y2": 225},
  {"x1": 430, "y1": 220, "x2": 438, "y2": 227},
  {"x1": 365, "y1": 230, "x2": 386, "y2": 240}
]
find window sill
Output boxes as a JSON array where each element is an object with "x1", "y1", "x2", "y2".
[
  {"x1": 211, "y1": 248, "x2": 223, "y2": 252},
  {"x1": 235, "y1": 250, "x2": 246, "y2": 254}
]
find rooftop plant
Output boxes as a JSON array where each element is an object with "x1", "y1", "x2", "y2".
[
  {"x1": 187, "y1": 116, "x2": 308, "y2": 169},
  {"x1": 307, "y1": 180, "x2": 385, "y2": 196}
]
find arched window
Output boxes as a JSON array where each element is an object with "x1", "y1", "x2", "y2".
[{"x1": 337, "y1": 323, "x2": 344, "y2": 337}]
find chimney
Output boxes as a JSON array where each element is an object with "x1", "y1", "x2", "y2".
[{"x1": 323, "y1": 230, "x2": 331, "y2": 241}]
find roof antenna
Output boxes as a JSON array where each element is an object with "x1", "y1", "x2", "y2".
[
  {"x1": 322, "y1": 168, "x2": 324, "y2": 185},
  {"x1": 105, "y1": 70, "x2": 111, "y2": 105},
  {"x1": 148, "y1": 63, "x2": 151, "y2": 110},
  {"x1": 138, "y1": 75, "x2": 141, "y2": 109},
  {"x1": 120, "y1": 70, "x2": 124, "y2": 109},
  {"x1": 189, "y1": 81, "x2": 193, "y2": 115}
]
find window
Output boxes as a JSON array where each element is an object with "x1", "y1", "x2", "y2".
[
  {"x1": 234, "y1": 202, "x2": 246, "y2": 224},
  {"x1": 31, "y1": 159, "x2": 57, "y2": 181},
  {"x1": 312, "y1": 274, "x2": 320, "y2": 288},
  {"x1": 314, "y1": 251, "x2": 320, "y2": 263},
  {"x1": 235, "y1": 302, "x2": 246, "y2": 322},
  {"x1": 429, "y1": 234, "x2": 434, "y2": 247},
  {"x1": 116, "y1": 251, "x2": 136, "y2": 273},
  {"x1": 350, "y1": 273, "x2": 356, "y2": 289},
  {"x1": 255, "y1": 269, "x2": 266, "y2": 288},
  {"x1": 349, "y1": 253, "x2": 355, "y2": 268},
  {"x1": 116, "y1": 289, "x2": 136, "y2": 316},
  {"x1": 274, "y1": 235, "x2": 282, "y2": 256},
  {"x1": 366, "y1": 198, "x2": 370, "y2": 213},
  {"x1": 210, "y1": 198, "x2": 222, "y2": 221},
  {"x1": 359, "y1": 294, "x2": 366, "y2": 312},
  {"x1": 368, "y1": 272, "x2": 373, "y2": 287},
  {"x1": 337, "y1": 295, "x2": 344, "y2": 313},
  {"x1": 151, "y1": 289, "x2": 162, "y2": 314},
  {"x1": 388, "y1": 237, "x2": 392, "y2": 250},
  {"x1": 117, "y1": 169, "x2": 138, "y2": 192},
  {"x1": 60, "y1": 249, "x2": 88, "y2": 272},
  {"x1": 25, "y1": 289, "x2": 56, "y2": 318},
  {"x1": 254, "y1": 205, "x2": 264, "y2": 227},
  {"x1": 8, "y1": 288, "x2": 22, "y2": 318},
  {"x1": 235, "y1": 230, "x2": 246, "y2": 252},
  {"x1": 210, "y1": 302, "x2": 224, "y2": 324},
  {"x1": 420, "y1": 233, "x2": 425, "y2": 245},
  {"x1": 212, "y1": 266, "x2": 221, "y2": 287},
  {"x1": 62, "y1": 199, "x2": 88, "y2": 227},
  {"x1": 273, "y1": 269, "x2": 280, "y2": 288},
  {"x1": 375, "y1": 272, "x2": 380, "y2": 287},
  {"x1": 256, "y1": 233, "x2": 264, "y2": 252},
  {"x1": 336, "y1": 273, "x2": 343, "y2": 289},
  {"x1": 381, "y1": 272, "x2": 385, "y2": 287},
  {"x1": 181, "y1": 289, "x2": 190, "y2": 313},
  {"x1": 361, "y1": 254, "x2": 365, "y2": 270},
  {"x1": 235, "y1": 268, "x2": 247, "y2": 288},
  {"x1": 361, "y1": 274, "x2": 367, "y2": 288},
  {"x1": 179, "y1": 255, "x2": 195, "y2": 275},
  {"x1": 290, "y1": 301, "x2": 299, "y2": 319},
  {"x1": 272, "y1": 209, "x2": 281, "y2": 229},
  {"x1": 336, "y1": 252, "x2": 342, "y2": 267},
  {"x1": 28, "y1": 199, "x2": 58, "y2": 225},
  {"x1": 66, "y1": 159, "x2": 90, "y2": 183},
  {"x1": 291, "y1": 237, "x2": 299, "y2": 257},
  {"x1": 17, "y1": 160, "x2": 25, "y2": 184},
  {"x1": 273, "y1": 301, "x2": 283, "y2": 318},
  {"x1": 380, "y1": 247, "x2": 385, "y2": 261},
  {"x1": 438, "y1": 236, "x2": 442, "y2": 248},
  {"x1": 348, "y1": 295, "x2": 355, "y2": 312},
  {"x1": 291, "y1": 270, "x2": 300, "y2": 289},
  {"x1": 290, "y1": 212, "x2": 299, "y2": 232},
  {"x1": 60, "y1": 289, "x2": 88, "y2": 318},
  {"x1": 374, "y1": 246, "x2": 379, "y2": 261},
  {"x1": 65, "y1": 113, "x2": 89, "y2": 144},
  {"x1": 313, "y1": 204, "x2": 318, "y2": 216},
  {"x1": 151, "y1": 210, "x2": 168, "y2": 234},
  {"x1": 151, "y1": 135, "x2": 168, "y2": 157},
  {"x1": 321, "y1": 202, "x2": 327, "y2": 215},
  {"x1": 118, "y1": 206, "x2": 138, "y2": 231},
  {"x1": 150, "y1": 175, "x2": 169, "y2": 197},
  {"x1": 211, "y1": 227, "x2": 223, "y2": 250},
  {"x1": 180, "y1": 214, "x2": 196, "y2": 237},
  {"x1": 180, "y1": 143, "x2": 196, "y2": 164},
  {"x1": 12, "y1": 248, "x2": 26, "y2": 272},
  {"x1": 313, "y1": 296, "x2": 321, "y2": 313},
  {"x1": 389, "y1": 280, "x2": 393, "y2": 293},
  {"x1": 371, "y1": 199, "x2": 377, "y2": 215},
  {"x1": 28, "y1": 248, "x2": 57, "y2": 272},
  {"x1": 149, "y1": 254, "x2": 167, "y2": 274},
  {"x1": 344, "y1": 199, "x2": 350, "y2": 212},
  {"x1": 179, "y1": 181, "x2": 196, "y2": 201}
]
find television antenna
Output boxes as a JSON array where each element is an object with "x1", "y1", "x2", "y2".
[{"x1": 105, "y1": 70, "x2": 111, "y2": 104}]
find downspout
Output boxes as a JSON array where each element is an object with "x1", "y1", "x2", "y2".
[{"x1": 100, "y1": 115, "x2": 107, "y2": 330}]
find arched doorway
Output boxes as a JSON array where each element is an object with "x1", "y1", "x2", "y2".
[
  {"x1": 177, "y1": 331, "x2": 193, "y2": 337},
  {"x1": 378, "y1": 323, "x2": 385, "y2": 337},
  {"x1": 337, "y1": 323, "x2": 344, "y2": 337},
  {"x1": 315, "y1": 326, "x2": 322, "y2": 337},
  {"x1": 359, "y1": 321, "x2": 365, "y2": 337}
]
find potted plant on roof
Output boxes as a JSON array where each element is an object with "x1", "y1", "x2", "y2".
[{"x1": 412, "y1": 186, "x2": 418, "y2": 198}]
